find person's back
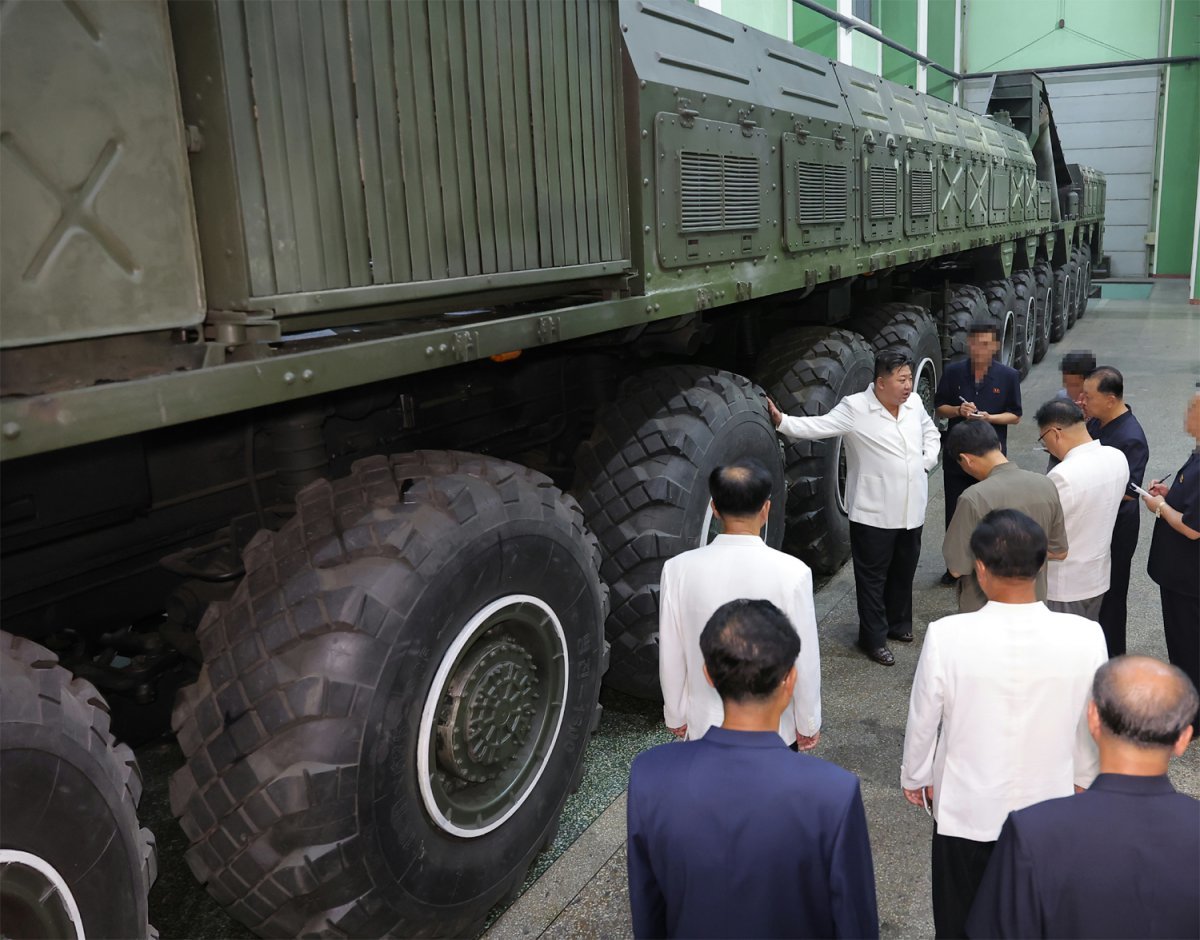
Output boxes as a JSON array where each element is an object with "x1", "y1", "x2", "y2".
[
  {"x1": 660, "y1": 536, "x2": 816, "y2": 739},
  {"x1": 914, "y1": 602, "x2": 1104, "y2": 835},
  {"x1": 658, "y1": 459, "x2": 819, "y2": 746},
  {"x1": 628, "y1": 731, "x2": 872, "y2": 939},
  {"x1": 1038, "y1": 399, "x2": 1129, "y2": 612},
  {"x1": 942, "y1": 421, "x2": 1067, "y2": 613},
  {"x1": 631, "y1": 599, "x2": 877, "y2": 939},
  {"x1": 968, "y1": 656, "x2": 1200, "y2": 939}
]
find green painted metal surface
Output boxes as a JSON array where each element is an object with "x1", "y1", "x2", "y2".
[
  {"x1": 0, "y1": 0, "x2": 1107, "y2": 462},
  {"x1": 0, "y1": 0, "x2": 203, "y2": 348},
  {"x1": 175, "y1": 0, "x2": 628, "y2": 315}
]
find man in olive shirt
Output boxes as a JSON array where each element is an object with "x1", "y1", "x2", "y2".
[{"x1": 943, "y1": 422, "x2": 1068, "y2": 612}]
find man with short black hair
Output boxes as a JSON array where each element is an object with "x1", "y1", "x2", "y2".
[
  {"x1": 658, "y1": 458, "x2": 820, "y2": 748},
  {"x1": 1058, "y1": 349, "x2": 1096, "y2": 407},
  {"x1": 630, "y1": 599, "x2": 879, "y2": 939},
  {"x1": 941, "y1": 421, "x2": 1067, "y2": 612},
  {"x1": 934, "y1": 320, "x2": 1023, "y2": 584},
  {"x1": 1036, "y1": 399, "x2": 1129, "y2": 621},
  {"x1": 967, "y1": 656, "x2": 1199, "y2": 938},
  {"x1": 768, "y1": 352, "x2": 940, "y2": 666},
  {"x1": 901, "y1": 509, "x2": 1107, "y2": 939},
  {"x1": 1081, "y1": 366, "x2": 1149, "y2": 656}
]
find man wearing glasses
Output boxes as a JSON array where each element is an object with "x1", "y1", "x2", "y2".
[{"x1": 1036, "y1": 399, "x2": 1129, "y2": 622}]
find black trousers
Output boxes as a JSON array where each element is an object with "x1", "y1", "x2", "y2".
[
  {"x1": 942, "y1": 460, "x2": 973, "y2": 533},
  {"x1": 1162, "y1": 586, "x2": 1200, "y2": 732},
  {"x1": 1098, "y1": 506, "x2": 1139, "y2": 656},
  {"x1": 932, "y1": 826, "x2": 996, "y2": 940},
  {"x1": 848, "y1": 521, "x2": 922, "y2": 648}
]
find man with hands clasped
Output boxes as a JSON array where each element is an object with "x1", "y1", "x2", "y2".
[{"x1": 933, "y1": 321, "x2": 1022, "y2": 585}]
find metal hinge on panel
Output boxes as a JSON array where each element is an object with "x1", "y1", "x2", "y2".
[
  {"x1": 535, "y1": 315, "x2": 560, "y2": 344},
  {"x1": 205, "y1": 309, "x2": 281, "y2": 351},
  {"x1": 737, "y1": 109, "x2": 758, "y2": 137},
  {"x1": 832, "y1": 129, "x2": 847, "y2": 149},
  {"x1": 452, "y1": 330, "x2": 478, "y2": 362},
  {"x1": 735, "y1": 281, "x2": 752, "y2": 301},
  {"x1": 677, "y1": 97, "x2": 699, "y2": 128},
  {"x1": 696, "y1": 288, "x2": 714, "y2": 309},
  {"x1": 793, "y1": 122, "x2": 809, "y2": 142}
]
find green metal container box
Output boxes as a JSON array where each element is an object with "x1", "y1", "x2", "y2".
[
  {"x1": 172, "y1": 0, "x2": 630, "y2": 318},
  {"x1": 0, "y1": 0, "x2": 204, "y2": 348}
]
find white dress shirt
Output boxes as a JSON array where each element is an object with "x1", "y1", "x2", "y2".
[
  {"x1": 900, "y1": 601, "x2": 1107, "y2": 842},
  {"x1": 1047, "y1": 439, "x2": 1130, "y2": 601},
  {"x1": 778, "y1": 384, "x2": 941, "y2": 530},
  {"x1": 658, "y1": 534, "x2": 820, "y2": 743}
]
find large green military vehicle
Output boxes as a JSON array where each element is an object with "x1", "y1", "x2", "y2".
[{"x1": 0, "y1": 1, "x2": 1104, "y2": 936}]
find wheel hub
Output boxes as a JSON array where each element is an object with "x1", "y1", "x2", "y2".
[{"x1": 436, "y1": 637, "x2": 539, "y2": 783}]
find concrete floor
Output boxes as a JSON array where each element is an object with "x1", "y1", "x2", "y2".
[{"x1": 138, "y1": 281, "x2": 1199, "y2": 938}]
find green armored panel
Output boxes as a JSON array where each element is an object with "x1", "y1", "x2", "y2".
[
  {"x1": 655, "y1": 114, "x2": 771, "y2": 268},
  {"x1": 1037, "y1": 181, "x2": 1053, "y2": 221},
  {"x1": 924, "y1": 98, "x2": 967, "y2": 149},
  {"x1": 861, "y1": 145, "x2": 902, "y2": 243},
  {"x1": 174, "y1": 0, "x2": 628, "y2": 316},
  {"x1": 989, "y1": 165, "x2": 1010, "y2": 225},
  {"x1": 905, "y1": 149, "x2": 935, "y2": 237},
  {"x1": 1009, "y1": 166, "x2": 1025, "y2": 224},
  {"x1": 0, "y1": 0, "x2": 203, "y2": 348},
  {"x1": 1023, "y1": 166, "x2": 1039, "y2": 221},
  {"x1": 782, "y1": 130, "x2": 855, "y2": 251},
  {"x1": 938, "y1": 150, "x2": 967, "y2": 230},
  {"x1": 965, "y1": 153, "x2": 990, "y2": 228}
]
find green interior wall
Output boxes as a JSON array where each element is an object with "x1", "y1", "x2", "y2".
[
  {"x1": 964, "y1": 0, "x2": 1160, "y2": 71},
  {"x1": 1156, "y1": 2, "x2": 1199, "y2": 276},
  {"x1": 792, "y1": 0, "x2": 838, "y2": 58},
  {"x1": 722, "y1": 0, "x2": 790, "y2": 38},
  {"x1": 880, "y1": 0, "x2": 918, "y2": 86},
  {"x1": 926, "y1": 0, "x2": 956, "y2": 100}
]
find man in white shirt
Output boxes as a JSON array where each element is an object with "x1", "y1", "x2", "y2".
[
  {"x1": 768, "y1": 351, "x2": 940, "y2": 666},
  {"x1": 658, "y1": 458, "x2": 821, "y2": 749},
  {"x1": 1036, "y1": 398, "x2": 1130, "y2": 622},
  {"x1": 901, "y1": 509, "x2": 1107, "y2": 939}
]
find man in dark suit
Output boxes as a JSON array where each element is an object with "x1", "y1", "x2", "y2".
[
  {"x1": 627, "y1": 599, "x2": 879, "y2": 939},
  {"x1": 967, "y1": 655, "x2": 1199, "y2": 939}
]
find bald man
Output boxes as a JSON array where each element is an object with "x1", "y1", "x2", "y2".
[{"x1": 968, "y1": 656, "x2": 1199, "y2": 939}]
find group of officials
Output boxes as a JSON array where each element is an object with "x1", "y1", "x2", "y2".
[{"x1": 627, "y1": 323, "x2": 1200, "y2": 939}]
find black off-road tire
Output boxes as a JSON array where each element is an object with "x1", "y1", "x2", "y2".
[
  {"x1": 1032, "y1": 260, "x2": 1054, "y2": 363},
  {"x1": 979, "y1": 279, "x2": 1017, "y2": 368},
  {"x1": 1064, "y1": 254, "x2": 1081, "y2": 328},
  {"x1": 1011, "y1": 269, "x2": 1036, "y2": 379},
  {"x1": 170, "y1": 452, "x2": 608, "y2": 938},
  {"x1": 1, "y1": 632, "x2": 157, "y2": 940},
  {"x1": 1050, "y1": 259, "x2": 1072, "y2": 342},
  {"x1": 754, "y1": 328, "x2": 874, "y2": 573},
  {"x1": 572, "y1": 366, "x2": 785, "y2": 699},
  {"x1": 850, "y1": 303, "x2": 942, "y2": 420},
  {"x1": 939, "y1": 284, "x2": 987, "y2": 364},
  {"x1": 1074, "y1": 246, "x2": 1092, "y2": 319}
]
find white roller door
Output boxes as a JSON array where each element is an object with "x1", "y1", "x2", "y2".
[{"x1": 964, "y1": 67, "x2": 1160, "y2": 277}]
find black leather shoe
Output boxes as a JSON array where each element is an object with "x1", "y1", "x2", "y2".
[
  {"x1": 888, "y1": 631, "x2": 914, "y2": 643},
  {"x1": 859, "y1": 643, "x2": 895, "y2": 666},
  {"x1": 939, "y1": 571, "x2": 958, "y2": 586}
]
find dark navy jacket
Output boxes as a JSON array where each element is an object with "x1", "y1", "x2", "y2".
[
  {"x1": 966, "y1": 774, "x2": 1200, "y2": 939},
  {"x1": 626, "y1": 727, "x2": 879, "y2": 939},
  {"x1": 935, "y1": 359, "x2": 1023, "y2": 453},
  {"x1": 1087, "y1": 407, "x2": 1149, "y2": 515}
]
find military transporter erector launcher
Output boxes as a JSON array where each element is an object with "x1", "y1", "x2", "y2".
[{"x1": 0, "y1": 1, "x2": 1103, "y2": 936}]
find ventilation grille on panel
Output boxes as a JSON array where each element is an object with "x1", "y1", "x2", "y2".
[
  {"x1": 868, "y1": 165, "x2": 898, "y2": 220},
  {"x1": 910, "y1": 169, "x2": 933, "y2": 216},
  {"x1": 797, "y1": 162, "x2": 848, "y2": 224},
  {"x1": 680, "y1": 151, "x2": 760, "y2": 231}
]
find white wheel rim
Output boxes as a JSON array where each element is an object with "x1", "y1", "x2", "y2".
[
  {"x1": 1023, "y1": 296, "x2": 1036, "y2": 358},
  {"x1": 416, "y1": 594, "x2": 569, "y2": 838},
  {"x1": 1000, "y1": 311, "x2": 1015, "y2": 365},
  {"x1": 0, "y1": 850, "x2": 85, "y2": 940}
]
